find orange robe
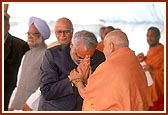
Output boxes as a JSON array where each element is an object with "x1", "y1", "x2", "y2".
[
  {"x1": 145, "y1": 44, "x2": 164, "y2": 102},
  {"x1": 97, "y1": 41, "x2": 104, "y2": 52},
  {"x1": 83, "y1": 47, "x2": 153, "y2": 111}
]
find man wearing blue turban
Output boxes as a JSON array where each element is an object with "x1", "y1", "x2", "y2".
[{"x1": 8, "y1": 16, "x2": 50, "y2": 111}]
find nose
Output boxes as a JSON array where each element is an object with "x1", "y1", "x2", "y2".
[
  {"x1": 147, "y1": 36, "x2": 152, "y2": 41},
  {"x1": 60, "y1": 32, "x2": 66, "y2": 37},
  {"x1": 27, "y1": 34, "x2": 33, "y2": 39},
  {"x1": 26, "y1": 33, "x2": 32, "y2": 38}
]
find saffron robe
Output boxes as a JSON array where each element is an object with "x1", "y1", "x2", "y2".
[
  {"x1": 83, "y1": 47, "x2": 153, "y2": 111},
  {"x1": 145, "y1": 44, "x2": 164, "y2": 102},
  {"x1": 97, "y1": 41, "x2": 104, "y2": 52}
]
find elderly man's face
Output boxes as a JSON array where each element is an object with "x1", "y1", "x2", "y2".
[
  {"x1": 26, "y1": 24, "x2": 43, "y2": 48},
  {"x1": 70, "y1": 43, "x2": 95, "y2": 65},
  {"x1": 54, "y1": 19, "x2": 73, "y2": 45}
]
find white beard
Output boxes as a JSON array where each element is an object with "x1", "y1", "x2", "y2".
[{"x1": 28, "y1": 36, "x2": 43, "y2": 48}]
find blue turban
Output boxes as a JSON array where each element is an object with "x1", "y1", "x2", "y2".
[{"x1": 29, "y1": 16, "x2": 50, "y2": 40}]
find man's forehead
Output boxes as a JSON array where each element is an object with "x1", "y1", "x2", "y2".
[
  {"x1": 76, "y1": 45, "x2": 94, "y2": 57},
  {"x1": 55, "y1": 24, "x2": 71, "y2": 29}
]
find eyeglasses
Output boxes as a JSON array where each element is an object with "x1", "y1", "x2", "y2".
[
  {"x1": 25, "y1": 32, "x2": 40, "y2": 37},
  {"x1": 55, "y1": 30, "x2": 72, "y2": 34}
]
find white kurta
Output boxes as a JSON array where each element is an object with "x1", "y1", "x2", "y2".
[{"x1": 9, "y1": 43, "x2": 46, "y2": 110}]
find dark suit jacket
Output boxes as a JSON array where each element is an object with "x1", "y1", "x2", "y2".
[
  {"x1": 39, "y1": 43, "x2": 105, "y2": 111},
  {"x1": 4, "y1": 33, "x2": 29, "y2": 111}
]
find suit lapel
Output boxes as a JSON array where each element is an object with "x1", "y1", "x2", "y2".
[{"x1": 4, "y1": 35, "x2": 12, "y2": 61}]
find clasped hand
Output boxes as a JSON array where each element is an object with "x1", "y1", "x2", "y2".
[{"x1": 69, "y1": 55, "x2": 92, "y2": 87}]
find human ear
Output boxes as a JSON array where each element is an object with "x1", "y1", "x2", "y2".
[
  {"x1": 70, "y1": 42, "x2": 73, "y2": 49},
  {"x1": 109, "y1": 42, "x2": 114, "y2": 53}
]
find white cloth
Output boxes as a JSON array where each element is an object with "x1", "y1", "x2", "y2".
[
  {"x1": 26, "y1": 88, "x2": 41, "y2": 111},
  {"x1": 8, "y1": 53, "x2": 42, "y2": 111},
  {"x1": 140, "y1": 61, "x2": 153, "y2": 86}
]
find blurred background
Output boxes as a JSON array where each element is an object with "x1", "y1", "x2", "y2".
[{"x1": 3, "y1": 2, "x2": 166, "y2": 55}]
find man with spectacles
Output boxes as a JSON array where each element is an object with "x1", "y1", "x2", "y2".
[
  {"x1": 47, "y1": 17, "x2": 73, "y2": 48},
  {"x1": 25, "y1": 32, "x2": 40, "y2": 37},
  {"x1": 8, "y1": 16, "x2": 50, "y2": 111},
  {"x1": 38, "y1": 30, "x2": 105, "y2": 111}
]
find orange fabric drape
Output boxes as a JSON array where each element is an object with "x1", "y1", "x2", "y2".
[
  {"x1": 83, "y1": 47, "x2": 153, "y2": 111},
  {"x1": 145, "y1": 44, "x2": 164, "y2": 103},
  {"x1": 97, "y1": 41, "x2": 104, "y2": 52}
]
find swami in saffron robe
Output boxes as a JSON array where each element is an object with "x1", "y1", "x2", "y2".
[
  {"x1": 145, "y1": 44, "x2": 164, "y2": 103},
  {"x1": 83, "y1": 47, "x2": 153, "y2": 111}
]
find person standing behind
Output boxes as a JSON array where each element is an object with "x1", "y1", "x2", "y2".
[
  {"x1": 99, "y1": 26, "x2": 106, "y2": 41},
  {"x1": 144, "y1": 26, "x2": 164, "y2": 110},
  {"x1": 4, "y1": 15, "x2": 29, "y2": 111},
  {"x1": 97, "y1": 26, "x2": 115, "y2": 52},
  {"x1": 8, "y1": 16, "x2": 50, "y2": 111},
  {"x1": 47, "y1": 17, "x2": 73, "y2": 48},
  {"x1": 38, "y1": 30, "x2": 105, "y2": 111},
  {"x1": 96, "y1": 26, "x2": 105, "y2": 52},
  {"x1": 70, "y1": 30, "x2": 153, "y2": 111}
]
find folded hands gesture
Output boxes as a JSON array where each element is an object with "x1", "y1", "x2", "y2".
[{"x1": 69, "y1": 55, "x2": 92, "y2": 87}]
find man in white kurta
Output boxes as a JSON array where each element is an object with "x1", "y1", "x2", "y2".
[{"x1": 8, "y1": 16, "x2": 50, "y2": 111}]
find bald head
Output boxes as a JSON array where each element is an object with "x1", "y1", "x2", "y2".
[
  {"x1": 103, "y1": 30, "x2": 129, "y2": 58},
  {"x1": 54, "y1": 17, "x2": 73, "y2": 44},
  {"x1": 55, "y1": 17, "x2": 73, "y2": 31},
  {"x1": 105, "y1": 30, "x2": 129, "y2": 49}
]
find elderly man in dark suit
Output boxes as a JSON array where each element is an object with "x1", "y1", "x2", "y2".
[
  {"x1": 4, "y1": 15, "x2": 29, "y2": 111},
  {"x1": 38, "y1": 30, "x2": 105, "y2": 111}
]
